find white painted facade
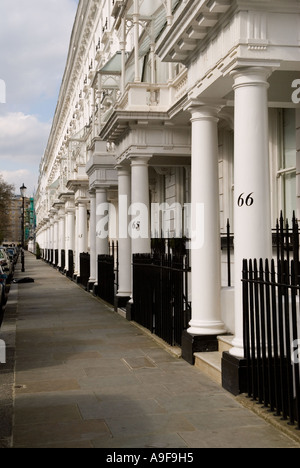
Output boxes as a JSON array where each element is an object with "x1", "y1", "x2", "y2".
[{"x1": 36, "y1": 0, "x2": 300, "y2": 358}]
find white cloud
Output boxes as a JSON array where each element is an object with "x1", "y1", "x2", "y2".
[
  {"x1": 0, "y1": 112, "x2": 51, "y2": 163},
  {"x1": 0, "y1": 0, "x2": 78, "y2": 196},
  {"x1": 0, "y1": 112, "x2": 51, "y2": 196},
  {"x1": 0, "y1": 169, "x2": 34, "y2": 196},
  {"x1": 0, "y1": 0, "x2": 78, "y2": 114}
]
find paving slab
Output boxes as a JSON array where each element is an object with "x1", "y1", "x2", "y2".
[{"x1": 1, "y1": 253, "x2": 300, "y2": 448}]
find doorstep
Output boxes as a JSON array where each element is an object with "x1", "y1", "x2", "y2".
[{"x1": 194, "y1": 335, "x2": 234, "y2": 386}]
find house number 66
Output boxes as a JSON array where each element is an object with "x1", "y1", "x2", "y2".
[{"x1": 237, "y1": 193, "x2": 254, "y2": 207}]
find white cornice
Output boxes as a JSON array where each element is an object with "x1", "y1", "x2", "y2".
[
  {"x1": 43, "y1": 0, "x2": 99, "y2": 174},
  {"x1": 156, "y1": 0, "x2": 300, "y2": 64}
]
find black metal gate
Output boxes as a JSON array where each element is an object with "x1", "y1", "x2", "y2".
[
  {"x1": 60, "y1": 250, "x2": 65, "y2": 272},
  {"x1": 97, "y1": 242, "x2": 118, "y2": 305},
  {"x1": 67, "y1": 250, "x2": 74, "y2": 279},
  {"x1": 79, "y1": 253, "x2": 90, "y2": 289},
  {"x1": 97, "y1": 256, "x2": 114, "y2": 304},
  {"x1": 132, "y1": 253, "x2": 191, "y2": 347}
]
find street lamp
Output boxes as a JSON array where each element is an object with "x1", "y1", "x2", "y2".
[{"x1": 20, "y1": 183, "x2": 27, "y2": 272}]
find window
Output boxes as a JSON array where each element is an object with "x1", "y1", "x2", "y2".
[{"x1": 277, "y1": 109, "x2": 296, "y2": 221}]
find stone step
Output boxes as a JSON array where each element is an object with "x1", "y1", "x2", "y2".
[
  {"x1": 218, "y1": 334, "x2": 235, "y2": 354},
  {"x1": 194, "y1": 335, "x2": 234, "y2": 386},
  {"x1": 194, "y1": 352, "x2": 222, "y2": 385}
]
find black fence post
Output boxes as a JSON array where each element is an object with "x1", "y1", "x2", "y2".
[{"x1": 227, "y1": 219, "x2": 231, "y2": 287}]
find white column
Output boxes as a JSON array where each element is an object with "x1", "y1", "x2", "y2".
[
  {"x1": 53, "y1": 214, "x2": 59, "y2": 263},
  {"x1": 46, "y1": 223, "x2": 50, "y2": 260},
  {"x1": 64, "y1": 210, "x2": 69, "y2": 271},
  {"x1": 95, "y1": 188, "x2": 109, "y2": 287},
  {"x1": 133, "y1": 0, "x2": 140, "y2": 83},
  {"x1": 230, "y1": 67, "x2": 272, "y2": 358},
  {"x1": 187, "y1": 104, "x2": 226, "y2": 336},
  {"x1": 58, "y1": 207, "x2": 65, "y2": 269},
  {"x1": 65, "y1": 205, "x2": 75, "y2": 273},
  {"x1": 120, "y1": 17, "x2": 126, "y2": 94},
  {"x1": 164, "y1": 0, "x2": 173, "y2": 26},
  {"x1": 77, "y1": 201, "x2": 88, "y2": 278},
  {"x1": 74, "y1": 204, "x2": 79, "y2": 275},
  {"x1": 131, "y1": 156, "x2": 151, "y2": 255},
  {"x1": 49, "y1": 217, "x2": 54, "y2": 263},
  {"x1": 117, "y1": 166, "x2": 132, "y2": 297},
  {"x1": 89, "y1": 191, "x2": 97, "y2": 286},
  {"x1": 150, "y1": 43, "x2": 156, "y2": 85}
]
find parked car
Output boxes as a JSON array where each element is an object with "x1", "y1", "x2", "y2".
[
  {"x1": 0, "y1": 265, "x2": 7, "y2": 327},
  {"x1": 0, "y1": 248, "x2": 13, "y2": 279},
  {"x1": 5, "y1": 246, "x2": 18, "y2": 264},
  {"x1": 0, "y1": 282, "x2": 5, "y2": 327}
]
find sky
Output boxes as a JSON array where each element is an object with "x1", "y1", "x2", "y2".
[{"x1": 0, "y1": 0, "x2": 79, "y2": 197}]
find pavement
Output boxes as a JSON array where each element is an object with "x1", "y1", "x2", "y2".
[{"x1": 0, "y1": 252, "x2": 299, "y2": 448}]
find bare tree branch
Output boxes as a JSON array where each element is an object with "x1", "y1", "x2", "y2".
[{"x1": 0, "y1": 175, "x2": 15, "y2": 243}]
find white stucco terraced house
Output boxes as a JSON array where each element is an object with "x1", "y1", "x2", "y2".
[{"x1": 35, "y1": 0, "x2": 300, "y2": 393}]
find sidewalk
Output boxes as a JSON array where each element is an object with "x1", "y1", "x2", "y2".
[{"x1": 2, "y1": 252, "x2": 300, "y2": 448}]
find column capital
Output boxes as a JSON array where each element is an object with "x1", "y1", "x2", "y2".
[
  {"x1": 88, "y1": 189, "x2": 96, "y2": 198},
  {"x1": 231, "y1": 66, "x2": 272, "y2": 91},
  {"x1": 184, "y1": 99, "x2": 226, "y2": 122},
  {"x1": 116, "y1": 165, "x2": 131, "y2": 176},
  {"x1": 58, "y1": 207, "x2": 65, "y2": 219},
  {"x1": 76, "y1": 200, "x2": 89, "y2": 208},
  {"x1": 65, "y1": 200, "x2": 75, "y2": 213},
  {"x1": 130, "y1": 156, "x2": 151, "y2": 167},
  {"x1": 95, "y1": 186, "x2": 108, "y2": 194}
]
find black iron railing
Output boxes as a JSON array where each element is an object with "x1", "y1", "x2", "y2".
[
  {"x1": 61, "y1": 250, "x2": 65, "y2": 272},
  {"x1": 132, "y1": 252, "x2": 191, "y2": 347},
  {"x1": 221, "y1": 219, "x2": 233, "y2": 288},
  {"x1": 243, "y1": 258, "x2": 300, "y2": 429},
  {"x1": 79, "y1": 253, "x2": 90, "y2": 289},
  {"x1": 273, "y1": 212, "x2": 299, "y2": 267},
  {"x1": 67, "y1": 250, "x2": 74, "y2": 279},
  {"x1": 97, "y1": 242, "x2": 118, "y2": 305}
]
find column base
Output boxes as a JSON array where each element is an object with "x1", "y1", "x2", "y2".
[
  {"x1": 221, "y1": 351, "x2": 248, "y2": 396},
  {"x1": 87, "y1": 280, "x2": 95, "y2": 292},
  {"x1": 126, "y1": 301, "x2": 134, "y2": 321},
  {"x1": 181, "y1": 330, "x2": 220, "y2": 365},
  {"x1": 93, "y1": 283, "x2": 98, "y2": 296},
  {"x1": 114, "y1": 295, "x2": 131, "y2": 312}
]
